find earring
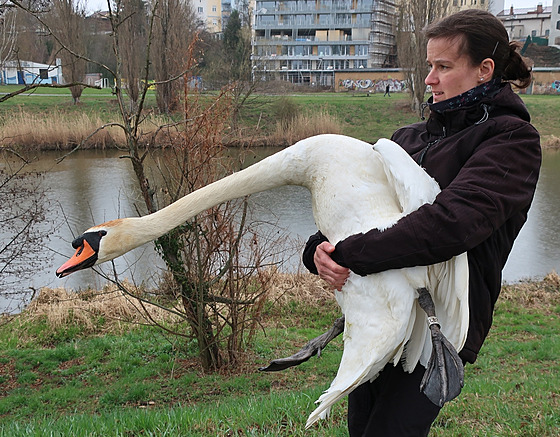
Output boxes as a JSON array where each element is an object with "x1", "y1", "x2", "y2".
[{"x1": 479, "y1": 77, "x2": 484, "y2": 81}]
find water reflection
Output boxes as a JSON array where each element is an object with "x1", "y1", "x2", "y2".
[
  {"x1": 1, "y1": 148, "x2": 559, "y2": 312},
  {"x1": 502, "y1": 149, "x2": 560, "y2": 281}
]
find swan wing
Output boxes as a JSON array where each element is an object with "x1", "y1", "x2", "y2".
[
  {"x1": 300, "y1": 136, "x2": 469, "y2": 427},
  {"x1": 373, "y1": 138, "x2": 441, "y2": 214}
]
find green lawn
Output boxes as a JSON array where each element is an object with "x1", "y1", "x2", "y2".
[
  {"x1": 0, "y1": 277, "x2": 558, "y2": 436},
  {"x1": 3, "y1": 84, "x2": 558, "y2": 148},
  {"x1": 0, "y1": 84, "x2": 156, "y2": 115}
]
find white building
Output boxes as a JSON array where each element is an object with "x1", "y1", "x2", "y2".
[
  {"x1": 195, "y1": 0, "x2": 223, "y2": 33},
  {"x1": 1, "y1": 59, "x2": 63, "y2": 85},
  {"x1": 498, "y1": 4, "x2": 552, "y2": 41},
  {"x1": 550, "y1": 0, "x2": 560, "y2": 45}
]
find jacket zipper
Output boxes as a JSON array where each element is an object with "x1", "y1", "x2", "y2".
[
  {"x1": 417, "y1": 127, "x2": 446, "y2": 166},
  {"x1": 417, "y1": 104, "x2": 489, "y2": 166}
]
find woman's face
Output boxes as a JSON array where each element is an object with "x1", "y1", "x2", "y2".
[{"x1": 425, "y1": 36, "x2": 487, "y2": 103}]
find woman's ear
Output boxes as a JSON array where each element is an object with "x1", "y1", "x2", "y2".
[{"x1": 479, "y1": 58, "x2": 495, "y2": 81}]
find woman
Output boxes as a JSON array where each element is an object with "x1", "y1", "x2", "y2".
[{"x1": 302, "y1": 9, "x2": 541, "y2": 436}]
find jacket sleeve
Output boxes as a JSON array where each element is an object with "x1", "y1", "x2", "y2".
[
  {"x1": 302, "y1": 231, "x2": 329, "y2": 274},
  {"x1": 330, "y1": 123, "x2": 541, "y2": 276}
]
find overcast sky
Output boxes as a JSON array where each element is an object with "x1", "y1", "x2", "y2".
[
  {"x1": 500, "y1": 0, "x2": 552, "y2": 9},
  {"x1": 84, "y1": 0, "x2": 552, "y2": 14}
]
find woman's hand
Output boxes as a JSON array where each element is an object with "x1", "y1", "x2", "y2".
[{"x1": 314, "y1": 241, "x2": 350, "y2": 291}]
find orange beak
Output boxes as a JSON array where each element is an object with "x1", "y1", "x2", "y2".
[{"x1": 56, "y1": 240, "x2": 98, "y2": 278}]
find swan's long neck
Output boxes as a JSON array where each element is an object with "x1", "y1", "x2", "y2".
[{"x1": 126, "y1": 145, "x2": 310, "y2": 247}]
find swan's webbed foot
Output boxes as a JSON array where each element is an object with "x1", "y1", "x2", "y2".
[
  {"x1": 417, "y1": 287, "x2": 464, "y2": 407},
  {"x1": 259, "y1": 316, "x2": 345, "y2": 372}
]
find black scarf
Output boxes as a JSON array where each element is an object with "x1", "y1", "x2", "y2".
[{"x1": 429, "y1": 78, "x2": 502, "y2": 114}]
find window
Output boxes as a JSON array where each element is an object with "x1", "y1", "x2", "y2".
[
  {"x1": 557, "y1": 20, "x2": 560, "y2": 30},
  {"x1": 531, "y1": 30, "x2": 537, "y2": 37},
  {"x1": 198, "y1": 7, "x2": 203, "y2": 13},
  {"x1": 39, "y1": 69, "x2": 48, "y2": 79},
  {"x1": 287, "y1": 46, "x2": 305, "y2": 56},
  {"x1": 333, "y1": 45, "x2": 349, "y2": 56},
  {"x1": 291, "y1": 60, "x2": 303, "y2": 70},
  {"x1": 212, "y1": 6, "x2": 217, "y2": 12},
  {"x1": 334, "y1": 60, "x2": 350, "y2": 69},
  {"x1": 318, "y1": 45, "x2": 332, "y2": 56},
  {"x1": 356, "y1": 45, "x2": 368, "y2": 56},
  {"x1": 259, "y1": 14, "x2": 274, "y2": 23},
  {"x1": 318, "y1": 14, "x2": 330, "y2": 25}
]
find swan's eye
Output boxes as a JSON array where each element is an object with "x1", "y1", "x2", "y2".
[{"x1": 99, "y1": 230, "x2": 107, "y2": 237}]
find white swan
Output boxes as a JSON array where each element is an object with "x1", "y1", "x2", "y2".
[{"x1": 56, "y1": 134, "x2": 469, "y2": 427}]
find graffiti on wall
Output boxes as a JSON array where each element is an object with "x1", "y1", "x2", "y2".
[
  {"x1": 532, "y1": 80, "x2": 560, "y2": 94},
  {"x1": 339, "y1": 78, "x2": 407, "y2": 92}
]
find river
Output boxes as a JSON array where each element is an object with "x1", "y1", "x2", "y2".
[{"x1": 2, "y1": 147, "x2": 559, "y2": 312}]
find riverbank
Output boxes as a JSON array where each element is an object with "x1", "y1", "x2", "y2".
[
  {"x1": 0, "y1": 271, "x2": 558, "y2": 435},
  {"x1": 2, "y1": 86, "x2": 560, "y2": 150}
]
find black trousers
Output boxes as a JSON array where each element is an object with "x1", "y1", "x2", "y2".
[{"x1": 347, "y1": 362, "x2": 442, "y2": 437}]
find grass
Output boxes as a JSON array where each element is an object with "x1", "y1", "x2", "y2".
[
  {"x1": 235, "y1": 92, "x2": 420, "y2": 143},
  {"x1": 0, "y1": 273, "x2": 558, "y2": 436},
  {"x1": 3, "y1": 84, "x2": 559, "y2": 149}
]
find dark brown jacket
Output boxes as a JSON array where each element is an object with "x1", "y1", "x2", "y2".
[{"x1": 303, "y1": 83, "x2": 541, "y2": 363}]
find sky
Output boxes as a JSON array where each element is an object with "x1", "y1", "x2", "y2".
[
  {"x1": 85, "y1": 0, "x2": 106, "y2": 13},
  {"x1": 499, "y1": 0, "x2": 553, "y2": 9},
  {"x1": 84, "y1": 0, "x2": 552, "y2": 14}
]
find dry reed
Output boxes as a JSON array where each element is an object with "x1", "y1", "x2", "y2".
[
  {"x1": 268, "y1": 109, "x2": 343, "y2": 146},
  {"x1": 13, "y1": 270, "x2": 559, "y2": 337},
  {"x1": 267, "y1": 271, "x2": 334, "y2": 306},
  {"x1": 17, "y1": 271, "x2": 332, "y2": 334},
  {"x1": 0, "y1": 107, "x2": 343, "y2": 150},
  {"x1": 0, "y1": 110, "x2": 174, "y2": 150},
  {"x1": 22, "y1": 282, "x2": 181, "y2": 333},
  {"x1": 501, "y1": 271, "x2": 560, "y2": 313},
  {"x1": 541, "y1": 135, "x2": 560, "y2": 149}
]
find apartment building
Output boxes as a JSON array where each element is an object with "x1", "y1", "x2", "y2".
[
  {"x1": 195, "y1": 0, "x2": 224, "y2": 33},
  {"x1": 498, "y1": 4, "x2": 552, "y2": 41},
  {"x1": 251, "y1": 0, "x2": 397, "y2": 86}
]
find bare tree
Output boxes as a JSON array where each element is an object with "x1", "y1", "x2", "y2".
[
  {"x1": 28, "y1": 0, "x2": 279, "y2": 371},
  {"x1": 201, "y1": 9, "x2": 256, "y2": 132},
  {"x1": 225, "y1": 10, "x2": 254, "y2": 131},
  {"x1": 151, "y1": 0, "x2": 198, "y2": 114},
  {"x1": 10, "y1": 0, "x2": 52, "y2": 64},
  {"x1": 396, "y1": 0, "x2": 449, "y2": 114},
  {"x1": 0, "y1": 150, "x2": 51, "y2": 314},
  {"x1": 7, "y1": 0, "x2": 100, "y2": 99},
  {"x1": 116, "y1": 0, "x2": 148, "y2": 107},
  {"x1": 47, "y1": 0, "x2": 87, "y2": 104},
  {"x1": 131, "y1": 80, "x2": 276, "y2": 369},
  {"x1": 0, "y1": 2, "x2": 18, "y2": 84}
]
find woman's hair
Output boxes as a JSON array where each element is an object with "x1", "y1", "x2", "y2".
[{"x1": 424, "y1": 9, "x2": 532, "y2": 89}]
